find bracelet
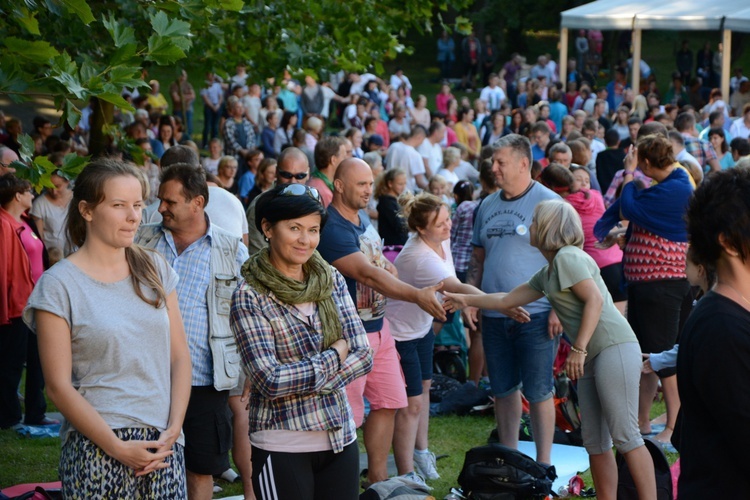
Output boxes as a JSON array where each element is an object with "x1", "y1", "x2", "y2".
[
  {"x1": 623, "y1": 170, "x2": 635, "y2": 176},
  {"x1": 570, "y1": 345, "x2": 588, "y2": 356}
]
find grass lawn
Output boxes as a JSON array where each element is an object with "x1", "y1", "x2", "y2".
[{"x1": 1, "y1": 389, "x2": 671, "y2": 499}]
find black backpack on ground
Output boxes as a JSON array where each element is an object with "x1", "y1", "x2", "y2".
[
  {"x1": 458, "y1": 443, "x2": 556, "y2": 499},
  {"x1": 616, "y1": 436, "x2": 673, "y2": 500}
]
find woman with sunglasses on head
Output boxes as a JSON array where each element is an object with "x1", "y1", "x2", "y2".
[{"x1": 231, "y1": 184, "x2": 373, "y2": 499}]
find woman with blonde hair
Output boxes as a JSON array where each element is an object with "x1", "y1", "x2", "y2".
[
  {"x1": 23, "y1": 159, "x2": 191, "y2": 497},
  {"x1": 388, "y1": 192, "x2": 526, "y2": 482},
  {"x1": 216, "y1": 155, "x2": 239, "y2": 195},
  {"x1": 445, "y1": 199, "x2": 656, "y2": 500}
]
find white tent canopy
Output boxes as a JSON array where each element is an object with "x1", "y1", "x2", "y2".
[{"x1": 559, "y1": 0, "x2": 750, "y2": 101}]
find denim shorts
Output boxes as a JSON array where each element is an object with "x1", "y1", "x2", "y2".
[
  {"x1": 482, "y1": 312, "x2": 556, "y2": 403},
  {"x1": 394, "y1": 330, "x2": 435, "y2": 397}
]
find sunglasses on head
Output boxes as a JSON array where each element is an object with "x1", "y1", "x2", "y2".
[
  {"x1": 278, "y1": 169, "x2": 309, "y2": 180},
  {"x1": 280, "y1": 183, "x2": 322, "y2": 203}
]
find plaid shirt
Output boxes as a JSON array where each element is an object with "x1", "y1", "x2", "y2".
[
  {"x1": 682, "y1": 133, "x2": 717, "y2": 169},
  {"x1": 603, "y1": 168, "x2": 652, "y2": 208},
  {"x1": 230, "y1": 264, "x2": 373, "y2": 453},
  {"x1": 450, "y1": 200, "x2": 479, "y2": 273},
  {"x1": 149, "y1": 219, "x2": 248, "y2": 386},
  {"x1": 222, "y1": 117, "x2": 256, "y2": 158}
]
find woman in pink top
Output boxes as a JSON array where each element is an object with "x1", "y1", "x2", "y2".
[
  {"x1": 0, "y1": 174, "x2": 54, "y2": 428},
  {"x1": 540, "y1": 164, "x2": 626, "y2": 314},
  {"x1": 435, "y1": 83, "x2": 455, "y2": 115}
]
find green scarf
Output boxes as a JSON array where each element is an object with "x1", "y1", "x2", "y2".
[
  {"x1": 312, "y1": 169, "x2": 335, "y2": 193},
  {"x1": 241, "y1": 247, "x2": 342, "y2": 348}
]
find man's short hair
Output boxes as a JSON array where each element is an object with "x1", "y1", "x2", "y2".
[
  {"x1": 530, "y1": 121, "x2": 550, "y2": 135},
  {"x1": 604, "y1": 128, "x2": 621, "y2": 147},
  {"x1": 674, "y1": 112, "x2": 696, "y2": 132},
  {"x1": 428, "y1": 120, "x2": 445, "y2": 137},
  {"x1": 582, "y1": 119, "x2": 598, "y2": 132},
  {"x1": 409, "y1": 125, "x2": 427, "y2": 139},
  {"x1": 160, "y1": 162, "x2": 209, "y2": 205},
  {"x1": 491, "y1": 134, "x2": 533, "y2": 166},
  {"x1": 314, "y1": 136, "x2": 347, "y2": 170},
  {"x1": 161, "y1": 145, "x2": 199, "y2": 167},
  {"x1": 548, "y1": 142, "x2": 571, "y2": 158},
  {"x1": 638, "y1": 121, "x2": 668, "y2": 139},
  {"x1": 708, "y1": 111, "x2": 724, "y2": 125},
  {"x1": 627, "y1": 117, "x2": 643, "y2": 126},
  {"x1": 668, "y1": 130, "x2": 685, "y2": 146},
  {"x1": 730, "y1": 138, "x2": 750, "y2": 157}
]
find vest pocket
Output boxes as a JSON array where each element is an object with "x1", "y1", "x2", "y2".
[{"x1": 214, "y1": 274, "x2": 237, "y2": 316}]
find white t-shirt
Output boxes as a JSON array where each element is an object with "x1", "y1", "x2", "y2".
[
  {"x1": 417, "y1": 138, "x2": 443, "y2": 174},
  {"x1": 389, "y1": 74, "x2": 412, "y2": 92},
  {"x1": 589, "y1": 139, "x2": 606, "y2": 163},
  {"x1": 202, "y1": 157, "x2": 220, "y2": 175},
  {"x1": 320, "y1": 86, "x2": 336, "y2": 119},
  {"x1": 206, "y1": 186, "x2": 248, "y2": 239},
  {"x1": 479, "y1": 86, "x2": 506, "y2": 111},
  {"x1": 730, "y1": 118, "x2": 750, "y2": 140},
  {"x1": 30, "y1": 194, "x2": 72, "y2": 256},
  {"x1": 241, "y1": 95, "x2": 262, "y2": 126},
  {"x1": 454, "y1": 160, "x2": 480, "y2": 183},
  {"x1": 436, "y1": 168, "x2": 460, "y2": 190},
  {"x1": 675, "y1": 149, "x2": 702, "y2": 172},
  {"x1": 385, "y1": 142, "x2": 425, "y2": 193},
  {"x1": 350, "y1": 73, "x2": 377, "y2": 96},
  {"x1": 386, "y1": 236, "x2": 455, "y2": 341}
]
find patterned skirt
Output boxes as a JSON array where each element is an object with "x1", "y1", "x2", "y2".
[{"x1": 60, "y1": 427, "x2": 187, "y2": 499}]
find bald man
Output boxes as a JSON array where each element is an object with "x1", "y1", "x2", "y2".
[
  {"x1": 316, "y1": 158, "x2": 444, "y2": 486},
  {"x1": 0, "y1": 147, "x2": 18, "y2": 175}
]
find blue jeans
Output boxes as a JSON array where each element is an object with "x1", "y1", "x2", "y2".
[
  {"x1": 202, "y1": 106, "x2": 220, "y2": 148},
  {"x1": 482, "y1": 312, "x2": 556, "y2": 403}
]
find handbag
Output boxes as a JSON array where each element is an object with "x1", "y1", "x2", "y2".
[{"x1": 457, "y1": 443, "x2": 556, "y2": 499}]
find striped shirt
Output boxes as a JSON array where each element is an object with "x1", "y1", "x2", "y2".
[
  {"x1": 151, "y1": 219, "x2": 248, "y2": 386},
  {"x1": 623, "y1": 225, "x2": 687, "y2": 283},
  {"x1": 450, "y1": 200, "x2": 479, "y2": 273},
  {"x1": 231, "y1": 266, "x2": 373, "y2": 453}
]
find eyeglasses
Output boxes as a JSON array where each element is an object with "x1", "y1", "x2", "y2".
[
  {"x1": 278, "y1": 169, "x2": 308, "y2": 180},
  {"x1": 280, "y1": 183, "x2": 322, "y2": 203}
]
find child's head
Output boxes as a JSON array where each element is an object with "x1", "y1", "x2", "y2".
[
  {"x1": 428, "y1": 174, "x2": 448, "y2": 197},
  {"x1": 570, "y1": 165, "x2": 591, "y2": 190},
  {"x1": 685, "y1": 245, "x2": 716, "y2": 292}
]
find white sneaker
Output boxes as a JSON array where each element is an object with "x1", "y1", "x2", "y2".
[
  {"x1": 219, "y1": 468, "x2": 240, "y2": 483},
  {"x1": 413, "y1": 450, "x2": 440, "y2": 480},
  {"x1": 399, "y1": 471, "x2": 432, "y2": 491}
]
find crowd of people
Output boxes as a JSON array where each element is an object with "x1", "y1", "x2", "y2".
[{"x1": 2, "y1": 29, "x2": 750, "y2": 500}]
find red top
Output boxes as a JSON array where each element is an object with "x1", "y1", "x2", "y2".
[{"x1": 0, "y1": 207, "x2": 36, "y2": 324}]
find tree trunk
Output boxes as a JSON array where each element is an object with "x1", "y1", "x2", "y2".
[{"x1": 89, "y1": 98, "x2": 114, "y2": 158}]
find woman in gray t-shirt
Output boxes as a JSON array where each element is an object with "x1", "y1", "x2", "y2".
[{"x1": 23, "y1": 159, "x2": 191, "y2": 498}]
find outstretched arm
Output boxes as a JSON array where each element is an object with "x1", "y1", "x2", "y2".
[{"x1": 443, "y1": 282, "x2": 542, "y2": 317}]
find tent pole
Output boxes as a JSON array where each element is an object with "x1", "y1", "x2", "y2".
[
  {"x1": 722, "y1": 29, "x2": 731, "y2": 107},
  {"x1": 632, "y1": 28, "x2": 642, "y2": 95},
  {"x1": 560, "y1": 28, "x2": 569, "y2": 89}
]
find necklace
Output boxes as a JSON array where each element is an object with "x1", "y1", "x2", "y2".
[{"x1": 718, "y1": 281, "x2": 750, "y2": 308}]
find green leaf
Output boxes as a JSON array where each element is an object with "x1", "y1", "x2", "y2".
[
  {"x1": 59, "y1": 153, "x2": 89, "y2": 180},
  {"x1": 110, "y1": 43, "x2": 138, "y2": 66},
  {"x1": 4, "y1": 38, "x2": 60, "y2": 64},
  {"x1": 103, "y1": 14, "x2": 137, "y2": 48},
  {"x1": 18, "y1": 134, "x2": 36, "y2": 163},
  {"x1": 50, "y1": 71, "x2": 87, "y2": 100},
  {"x1": 145, "y1": 35, "x2": 186, "y2": 65},
  {"x1": 150, "y1": 11, "x2": 190, "y2": 38},
  {"x1": 107, "y1": 65, "x2": 145, "y2": 89},
  {"x1": 0, "y1": 67, "x2": 29, "y2": 94},
  {"x1": 79, "y1": 59, "x2": 97, "y2": 83},
  {"x1": 64, "y1": 99, "x2": 82, "y2": 129},
  {"x1": 14, "y1": 7, "x2": 41, "y2": 35},
  {"x1": 34, "y1": 156, "x2": 59, "y2": 174},
  {"x1": 219, "y1": 0, "x2": 244, "y2": 11},
  {"x1": 60, "y1": 0, "x2": 95, "y2": 24},
  {"x1": 97, "y1": 92, "x2": 134, "y2": 111}
]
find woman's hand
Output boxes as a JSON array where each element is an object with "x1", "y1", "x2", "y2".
[
  {"x1": 501, "y1": 306, "x2": 531, "y2": 324},
  {"x1": 442, "y1": 291, "x2": 468, "y2": 312},
  {"x1": 137, "y1": 427, "x2": 181, "y2": 477},
  {"x1": 110, "y1": 438, "x2": 173, "y2": 474},
  {"x1": 331, "y1": 339, "x2": 349, "y2": 366},
  {"x1": 565, "y1": 351, "x2": 586, "y2": 381},
  {"x1": 623, "y1": 144, "x2": 637, "y2": 173}
]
